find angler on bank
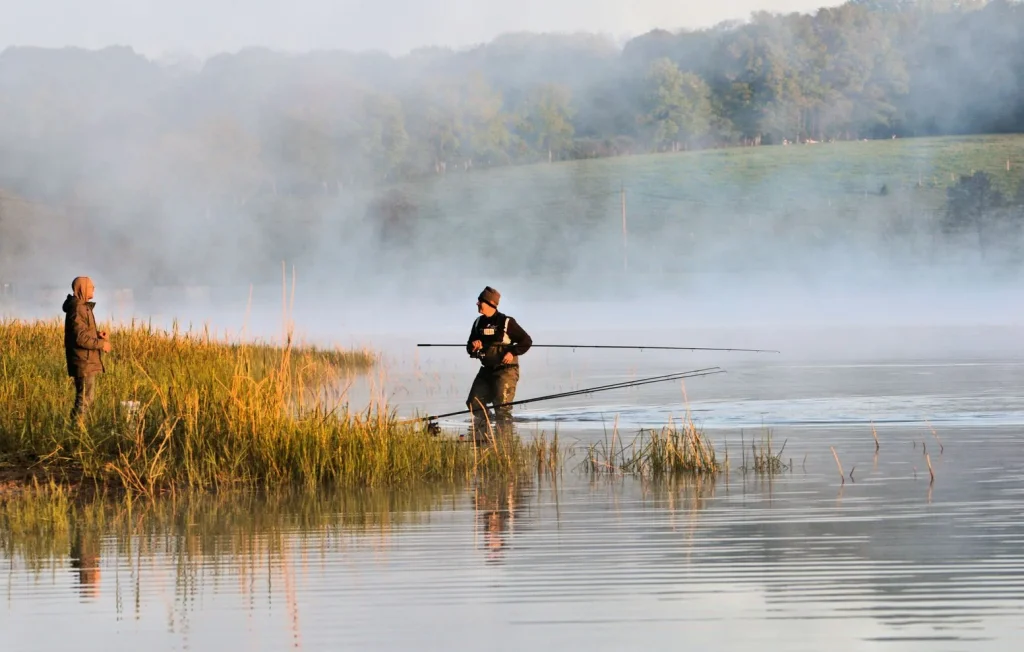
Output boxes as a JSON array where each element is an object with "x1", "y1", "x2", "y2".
[{"x1": 62, "y1": 276, "x2": 112, "y2": 421}]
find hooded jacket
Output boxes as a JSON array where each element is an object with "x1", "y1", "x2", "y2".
[{"x1": 62, "y1": 278, "x2": 105, "y2": 377}]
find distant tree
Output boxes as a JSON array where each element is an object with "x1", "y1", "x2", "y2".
[
  {"x1": 400, "y1": 73, "x2": 513, "y2": 174},
  {"x1": 177, "y1": 116, "x2": 265, "y2": 200},
  {"x1": 361, "y1": 93, "x2": 409, "y2": 180},
  {"x1": 945, "y1": 171, "x2": 1005, "y2": 251},
  {"x1": 1014, "y1": 176, "x2": 1024, "y2": 206},
  {"x1": 366, "y1": 188, "x2": 418, "y2": 249},
  {"x1": 707, "y1": 26, "x2": 785, "y2": 145},
  {"x1": 641, "y1": 58, "x2": 713, "y2": 151},
  {"x1": 403, "y1": 80, "x2": 463, "y2": 174},
  {"x1": 946, "y1": 172, "x2": 1003, "y2": 226},
  {"x1": 260, "y1": 114, "x2": 338, "y2": 195},
  {"x1": 518, "y1": 84, "x2": 575, "y2": 162},
  {"x1": 459, "y1": 73, "x2": 512, "y2": 167}
]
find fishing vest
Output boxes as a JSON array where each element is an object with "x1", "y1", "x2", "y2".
[{"x1": 473, "y1": 315, "x2": 516, "y2": 369}]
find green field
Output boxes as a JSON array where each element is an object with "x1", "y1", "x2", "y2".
[
  {"x1": 405, "y1": 134, "x2": 1024, "y2": 209},
  {"x1": 377, "y1": 135, "x2": 1024, "y2": 279}
]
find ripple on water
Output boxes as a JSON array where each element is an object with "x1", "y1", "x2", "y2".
[
  {"x1": 5, "y1": 354, "x2": 1024, "y2": 650},
  {"x1": 2, "y1": 453, "x2": 1024, "y2": 651}
]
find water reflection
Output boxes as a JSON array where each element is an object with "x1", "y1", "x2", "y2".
[
  {"x1": 2, "y1": 441, "x2": 1024, "y2": 650},
  {"x1": 69, "y1": 527, "x2": 101, "y2": 600},
  {"x1": 474, "y1": 480, "x2": 526, "y2": 563}
]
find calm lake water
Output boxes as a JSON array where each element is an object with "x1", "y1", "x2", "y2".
[{"x1": 4, "y1": 324, "x2": 1024, "y2": 650}]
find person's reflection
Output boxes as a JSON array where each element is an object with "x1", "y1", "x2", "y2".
[
  {"x1": 473, "y1": 480, "x2": 524, "y2": 563},
  {"x1": 70, "y1": 526, "x2": 101, "y2": 599}
]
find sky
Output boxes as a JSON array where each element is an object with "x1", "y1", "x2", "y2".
[{"x1": 1, "y1": 0, "x2": 840, "y2": 59}]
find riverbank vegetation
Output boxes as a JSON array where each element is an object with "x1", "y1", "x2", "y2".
[
  {"x1": 1, "y1": 318, "x2": 492, "y2": 494},
  {"x1": 0, "y1": 319, "x2": 738, "y2": 496}
]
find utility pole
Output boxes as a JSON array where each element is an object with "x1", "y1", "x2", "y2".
[{"x1": 621, "y1": 182, "x2": 628, "y2": 272}]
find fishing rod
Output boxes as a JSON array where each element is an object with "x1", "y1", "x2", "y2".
[
  {"x1": 417, "y1": 343, "x2": 779, "y2": 353},
  {"x1": 413, "y1": 366, "x2": 725, "y2": 424},
  {"x1": 421, "y1": 367, "x2": 724, "y2": 424}
]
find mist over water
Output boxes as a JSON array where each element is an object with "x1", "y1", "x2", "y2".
[
  {"x1": 4, "y1": 2, "x2": 1024, "y2": 337},
  {"x1": 5, "y1": 4, "x2": 1024, "y2": 650}
]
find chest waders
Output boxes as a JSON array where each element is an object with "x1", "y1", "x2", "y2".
[{"x1": 467, "y1": 316, "x2": 520, "y2": 443}]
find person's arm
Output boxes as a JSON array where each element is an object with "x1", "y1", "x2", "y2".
[
  {"x1": 73, "y1": 305, "x2": 104, "y2": 350},
  {"x1": 506, "y1": 318, "x2": 532, "y2": 356},
  {"x1": 467, "y1": 320, "x2": 481, "y2": 356}
]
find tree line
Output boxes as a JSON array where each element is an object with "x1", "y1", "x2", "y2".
[{"x1": 0, "y1": 0, "x2": 1023, "y2": 204}]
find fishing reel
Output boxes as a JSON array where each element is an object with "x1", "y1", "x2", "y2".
[{"x1": 425, "y1": 420, "x2": 441, "y2": 437}]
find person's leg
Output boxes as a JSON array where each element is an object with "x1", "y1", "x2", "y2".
[
  {"x1": 71, "y1": 374, "x2": 95, "y2": 421},
  {"x1": 71, "y1": 377, "x2": 84, "y2": 420},
  {"x1": 83, "y1": 375, "x2": 96, "y2": 413},
  {"x1": 466, "y1": 369, "x2": 495, "y2": 443},
  {"x1": 493, "y1": 366, "x2": 520, "y2": 440}
]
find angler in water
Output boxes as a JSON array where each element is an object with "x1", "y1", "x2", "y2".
[{"x1": 466, "y1": 286, "x2": 532, "y2": 444}]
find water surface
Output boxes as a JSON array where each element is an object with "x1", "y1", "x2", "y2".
[{"x1": 4, "y1": 327, "x2": 1024, "y2": 651}]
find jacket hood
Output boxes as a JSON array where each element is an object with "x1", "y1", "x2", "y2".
[
  {"x1": 62, "y1": 295, "x2": 95, "y2": 313},
  {"x1": 71, "y1": 276, "x2": 94, "y2": 301}
]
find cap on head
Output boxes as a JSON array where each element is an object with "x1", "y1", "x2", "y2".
[
  {"x1": 478, "y1": 286, "x2": 500, "y2": 309},
  {"x1": 71, "y1": 276, "x2": 94, "y2": 300}
]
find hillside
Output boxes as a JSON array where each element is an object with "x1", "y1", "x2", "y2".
[
  {"x1": 3, "y1": 134, "x2": 1024, "y2": 299},
  {"x1": 376, "y1": 134, "x2": 1024, "y2": 280}
]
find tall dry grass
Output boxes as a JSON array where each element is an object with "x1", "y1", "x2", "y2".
[
  {"x1": 2, "y1": 316, "x2": 729, "y2": 494},
  {"x1": 1, "y1": 318, "x2": 542, "y2": 493}
]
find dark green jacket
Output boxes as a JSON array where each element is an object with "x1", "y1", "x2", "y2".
[{"x1": 62, "y1": 295, "x2": 105, "y2": 377}]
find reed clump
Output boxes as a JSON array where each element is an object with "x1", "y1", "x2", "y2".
[
  {"x1": 739, "y1": 429, "x2": 790, "y2": 474},
  {"x1": 582, "y1": 421, "x2": 720, "y2": 478},
  {"x1": 461, "y1": 427, "x2": 564, "y2": 483},
  {"x1": 0, "y1": 319, "x2": 543, "y2": 493}
]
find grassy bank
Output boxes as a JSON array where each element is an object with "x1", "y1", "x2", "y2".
[
  {"x1": 1, "y1": 319, "x2": 515, "y2": 493},
  {"x1": 0, "y1": 319, "x2": 730, "y2": 494}
]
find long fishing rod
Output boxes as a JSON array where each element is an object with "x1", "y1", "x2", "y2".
[
  {"x1": 414, "y1": 366, "x2": 724, "y2": 423},
  {"x1": 422, "y1": 367, "x2": 723, "y2": 423},
  {"x1": 417, "y1": 343, "x2": 779, "y2": 353}
]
